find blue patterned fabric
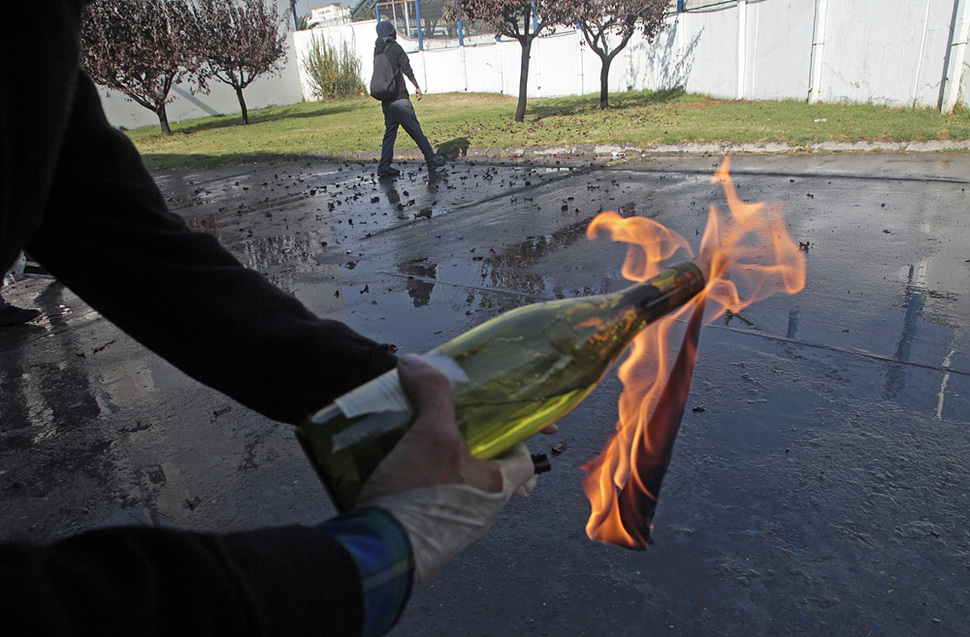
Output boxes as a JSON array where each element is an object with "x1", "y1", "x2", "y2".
[{"x1": 319, "y1": 508, "x2": 414, "y2": 637}]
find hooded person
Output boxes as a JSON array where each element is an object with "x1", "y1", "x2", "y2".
[{"x1": 373, "y1": 20, "x2": 446, "y2": 177}]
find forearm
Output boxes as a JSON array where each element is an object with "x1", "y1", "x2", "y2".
[
  {"x1": 27, "y1": 74, "x2": 397, "y2": 424},
  {"x1": 1, "y1": 523, "x2": 381, "y2": 635}
]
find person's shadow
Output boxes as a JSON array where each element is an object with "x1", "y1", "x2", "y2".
[
  {"x1": 378, "y1": 179, "x2": 409, "y2": 219},
  {"x1": 436, "y1": 137, "x2": 470, "y2": 161}
]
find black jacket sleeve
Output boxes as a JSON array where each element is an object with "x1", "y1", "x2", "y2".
[
  {"x1": 25, "y1": 72, "x2": 398, "y2": 425},
  {"x1": 387, "y1": 41, "x2": 416, "y2": 99},
  {"x1": 0, "y1": 6, "x2": 391, "y2": 635},
  {"x1": 0, "y1": 525, "x2": 364, "y2": 636}
]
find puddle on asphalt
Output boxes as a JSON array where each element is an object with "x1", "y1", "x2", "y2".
[
  {"x1": 398, "y1": 258, "x2": 438, "y2": 308},
  {"x1": 715, "y1": 261, "x2": 968, "y2": 428},
  {"x1": 882, "y1": 262, "x2": 967, "y2": 419}
]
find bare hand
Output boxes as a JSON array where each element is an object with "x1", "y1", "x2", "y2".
[{"x1": 414, "y1": 87, "x2": 423, "y2": 101}]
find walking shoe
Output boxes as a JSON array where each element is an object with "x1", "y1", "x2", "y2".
[
  {"x1": 427, "y1": 156, "x2": 446, "y2": 169},
  {"x1": 0, "y1": 305, "x2": 40, "y2": 327},
  {"x1": 378, "y1": 167, "x2": 401, "y2": 178}
]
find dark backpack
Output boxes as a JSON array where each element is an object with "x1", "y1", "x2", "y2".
[{"x1": 370, "y1": 51, "x2": 398, "y2": 101}]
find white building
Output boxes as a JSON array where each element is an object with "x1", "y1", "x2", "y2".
[{"x1": 308, "y1": 3, "x2": 350, "y2": 28}]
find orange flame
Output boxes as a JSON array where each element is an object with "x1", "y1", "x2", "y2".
[{"x1": 582, "y1": 156, "x2": 806, "y2": 549}]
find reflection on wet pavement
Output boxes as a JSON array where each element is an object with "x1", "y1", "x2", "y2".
[{"x1": 2, "y1": 154, "x2": 969, "y2": 635}]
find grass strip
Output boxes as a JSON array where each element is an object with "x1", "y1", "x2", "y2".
[{"x1": 125, "y1": 90, "x2": 970, "y2": 171}]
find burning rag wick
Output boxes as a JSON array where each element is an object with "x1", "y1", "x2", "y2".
[{"x1": 581, "y1": 157, "x2": 806, "y2": 550}]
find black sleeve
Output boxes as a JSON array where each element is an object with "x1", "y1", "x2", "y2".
[
  {"x1": 26, "y1": 72, "x2": 398, "y2": 425},
  {"x1": 0, "y1": 525, "x2": 364, "y2": 636},
  {"x1": 391, "y1": 42, "x2": 417, "y2": 86}
]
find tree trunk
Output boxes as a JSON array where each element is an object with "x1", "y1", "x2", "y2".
[
  {"x1": 236, "y1": 87, "x2": 249, "y2": 125},
  {"x1": 515, "y1": 37, "x2": 532, "y2": 123},
  {"x1": 599, "y1": 55, "x2": 612, "y2": 109},
  {"x1": 156, "y1": 104, "x2": 172, "y2": 135}
]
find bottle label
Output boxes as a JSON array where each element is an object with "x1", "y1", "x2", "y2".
[
  {"x1": 330, "y1": 352, "x2": 470, "y2": 451},
  {"x1": 424, "y1": 350, "x2": 470, "y2": 386},
  {"x1": 331, "y1": 405, "x2": 413, "y2": 452},
  {"x1": 333, "y1": 351, "x2": 468, "y2": 418},
  {"x1": 334, "y1": 351, "x2": 469, "y2": 419},
  {"x1": 335, "y1": 368, "x2": 410, "y2": 418}
]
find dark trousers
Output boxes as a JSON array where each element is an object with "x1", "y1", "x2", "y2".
[{"x1": 379, "y1": 98, "x2": 436, "y2": 172}]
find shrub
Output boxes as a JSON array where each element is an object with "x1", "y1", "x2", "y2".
[{"x1": 302, "y1": 34, "x2": 364, "y2": 100}]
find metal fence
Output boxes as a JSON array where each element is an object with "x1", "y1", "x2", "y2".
[
  {"x1": 375, "y1": 0, "x2": 499, "y2": 50},
  {"x1": 373, "y1": 0, "x2": 570, "y2": 50},
  {"x1": 372, "y1": 0, "x2": 754, "y2": 51}
]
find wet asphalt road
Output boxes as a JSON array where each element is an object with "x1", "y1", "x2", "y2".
[{"x1": 1, "y1": 153, "x2": 968, "y2": 636}]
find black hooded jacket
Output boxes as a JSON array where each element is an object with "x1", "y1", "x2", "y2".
[{"x1": 375, "y1": 36, "x2": 417, "y2": 102}]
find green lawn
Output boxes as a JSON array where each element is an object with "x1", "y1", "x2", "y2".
[{"x1": 126, "y1": 90, "x2": 970, "y2": 171}]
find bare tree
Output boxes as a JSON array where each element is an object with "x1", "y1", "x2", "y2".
[
  {"x1": 459, "y1": 0, "x2": 573, "y2": 122},
  {"x1": 81, "y1": 0, "x2": 201, "y2": 135},
  {"x1": 191, "y1": 0, "x2": 288, "y2": 125},
  {"x1": 567, "y1": 0, "x2": 669, "y2": 109}
]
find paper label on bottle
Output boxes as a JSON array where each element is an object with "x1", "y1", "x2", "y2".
[
  {"x1": 335, "y1": 368, "x2": 410, "y2": 418},
  {"x1": 424, "y1": 350, "x2": 470, "y2": 386},
  {"x1": 331, "y1": 408, "x2": 412, "y2": 453},
  {"x1": 333, "y1": 352, "x2": 468, "y2": 419},
  {"x1": 330, "y1": 353, "x2": 469, "y2": 453}
]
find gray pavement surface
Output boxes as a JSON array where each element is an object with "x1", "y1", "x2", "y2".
[{"x1": 1, "y1": 152, "x2": 968, "y2": 635}]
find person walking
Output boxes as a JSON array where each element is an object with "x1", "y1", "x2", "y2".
[{"x1": 374, "y1": 20, "x2": 445, "y2": 178}]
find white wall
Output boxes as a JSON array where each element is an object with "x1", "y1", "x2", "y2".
[
  {"x1": 100, "y1": 1, "x2": 970, "y2": 130},
  {"x1": 98, "y1": 34, "x2": 305, "y2": 130},
  {"x1": 823, "y1": 0, "x2": 954, "y2": 107},
  {"x1": 741, "y1": 0, "x2": 816, "y2": 101},
  {"x1": 295, "y1": 1, "x2": 968, "y2": 109}
]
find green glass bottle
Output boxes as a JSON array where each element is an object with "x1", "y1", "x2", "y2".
[{"x1": 296, "y1": 261, "x2": 706, "y2": 512}]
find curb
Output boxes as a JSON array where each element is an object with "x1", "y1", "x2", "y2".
[{"x1": 327, "y1": 139, "x2": 970, "y2": 167}]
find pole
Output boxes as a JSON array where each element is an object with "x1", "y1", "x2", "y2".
[
  {"x1": 676, "y1": 3, "x2": 686, "y2": 88},
  {"x1": 405, "y1": 0, "x2": 411, "y2": 39},
  {"x1": 940, "y1": 0, "x2": 970, "y2": 113},
  {"x1": 415, "y1": 0, "x2": 423, "y2": 51},
  {"x1": 808, "y1": 0, "x2": 828, "y2": 104},
  {"x1": 736, "y1": 0, "x2": 747, "y2": 100},
  {"x1": 913, "y1": 0, "x2": 933, "y2": 107},
  {"x1": 456, "y1": 0, "x2": 464, "y2": 46},
  {"x1": 577, "y1": 25, "x2": 584, "y2": 96}
]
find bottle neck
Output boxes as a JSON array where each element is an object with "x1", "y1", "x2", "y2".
[{"x1": 619, "y1": 262, "x2": 706, "y2": 323}]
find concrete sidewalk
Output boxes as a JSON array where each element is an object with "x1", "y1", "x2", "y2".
[
  {"x1": 1, "y1": 152, "x2": 968, "y2": 635},
  {"x1": 325, "y1": 138, "x2": 970, "y2": 165}
]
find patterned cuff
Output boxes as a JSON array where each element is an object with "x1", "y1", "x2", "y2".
[{"x1": 318, "y1": 508, "x2": 414, "y2": 637}]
